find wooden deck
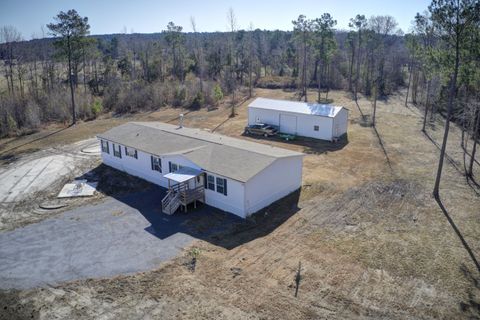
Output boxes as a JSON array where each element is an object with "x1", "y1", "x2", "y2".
[{"x1": 161, "y1": 182, "x2": 205, "y2": 215}]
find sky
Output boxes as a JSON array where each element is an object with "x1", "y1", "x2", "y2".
[{"x1": 0, "y1": 0, "x2": 432, "y2": 39}]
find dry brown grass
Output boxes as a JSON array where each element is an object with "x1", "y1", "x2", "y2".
[{"x1": 0, "y1": 88, "x2": 479, "y2": 319}]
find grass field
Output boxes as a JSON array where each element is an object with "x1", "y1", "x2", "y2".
[{"x1": 0, "y1": 88, "x2": 479, "y2": 319}]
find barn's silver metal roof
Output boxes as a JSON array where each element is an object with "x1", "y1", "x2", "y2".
[
  {"x1": 97, "y1": 122, "x2": 303, "y2": 182},
  {"x1": 248, "y1": 97, "x2": 344, "y2": 118}
]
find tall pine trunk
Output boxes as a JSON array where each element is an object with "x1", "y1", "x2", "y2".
[
  {"x1": 468, "y1": 109, "x2": 480, "y2": 178},
  {"x1": 303, "y1": 34, "x2": 308, "y2": 102},
  {"x1": 317, "y1": 62, "x2": 322, "y2": 102},
  {"x1": 67, "y1": 36, "x2": 76, "y2": 125},
  {"x1": 348, "y1": 43, "x2": 355, "y2": 92},
  {"x1": 433, "y1": 35, "x2": 460, "y2": 199},
  {"x1": 372, "y1": 79, "x2": 377, "y2": 127},
  {"x1": 248, "y1": 59, "x2": 253, "y2": 98},
  {"x1": 354, "y1": 30, "x2": 361, "y2": 101},
  {"x1": 405, "y1": 61, "x2": 413, "y2": 107},
  {"x1": 422, "y1": 79, "x2": 431, "y2": 132}
]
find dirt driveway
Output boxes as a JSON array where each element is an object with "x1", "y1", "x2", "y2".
[{"x1": 0, "y1": 187, "x2": 239, "y2": 289}]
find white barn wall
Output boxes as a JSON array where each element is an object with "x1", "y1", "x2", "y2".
[
  {"x1": 248, "y1": 107, "x2": 334, "y2": 140},
  {"x1": 333, "y1": 108, "x2": 348, "y2": 137},
  {"x1": 295, "y1": 113, "x2": 333, "y2": 140},
  {"x1": 244, "y1": 156, "x2": 303, "y2": 215},
  {"x1": 248, "y1": 107, "x2": 281, "y2": 127}
]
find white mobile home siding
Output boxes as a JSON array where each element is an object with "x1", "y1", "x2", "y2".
[
  {"x1": 99, "y1": 138, "x2": 248, "y2": 218},
  {"x1": 101, "y1": 139, "x2": 204, "y2": 188},
  {"x1": 244, "y1": 156, "x2": 303, "y2": 215},
  {"x1": 163, "y1": 155, "x2": 246, "y2": 218},
  {"x1": 101, "y1": 141, "x2": 166, "y2": 186},
  {"x1": 203, "y1": 173, "x2": 246, "y2": 218}
]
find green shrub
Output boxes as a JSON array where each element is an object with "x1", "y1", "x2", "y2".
[
  {"x1": 173, "y1": 87, "x2": 186, "y2": 107},
  {"x1": 190, "y1": 91, "x2": 205, "y2": 109},
  {"x1": 6, "y1": 113, "x2": 18, "y2": 133},
  {"x1": 91, "y1": 100, "x2": 103, "y2": 118},
  {"x1": 213, "y1": 84, "x2": 223, "y2": 105}
]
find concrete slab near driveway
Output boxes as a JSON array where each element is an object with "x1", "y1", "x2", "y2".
[
  {"x1": 0, "y1": 139, "x2": 99, "y2": 204},
  {"x1": 0, "y1": 187, "x2": 239, "y2": 289}
]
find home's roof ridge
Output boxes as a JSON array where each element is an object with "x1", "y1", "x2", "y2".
[{"x1": 131, "y1": 121, "x2": 303, "y2": 158}]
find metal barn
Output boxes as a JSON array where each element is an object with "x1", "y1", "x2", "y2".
[{"x1": 248, "y1": 98, "x2": 348, "y2": 141}]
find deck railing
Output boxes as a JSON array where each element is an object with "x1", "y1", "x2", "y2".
[
  {"x1": 162, "y1": 190, "x2": 180, "y2": 215},
  {"x1": 162, "y1": 183, "x2": 205, "y2": 215},
  {"x1": 180, "y1": 185, "x2": 205, "y2": 204}
]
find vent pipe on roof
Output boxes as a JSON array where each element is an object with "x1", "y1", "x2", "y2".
[{"x1": 179, "y1": 114, "x2": 184, "y2": 128}]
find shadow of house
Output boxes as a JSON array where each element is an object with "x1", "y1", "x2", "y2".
[
  {"x1": 79, "y1": 164, "x2": 301, "y2": 250},
  {"x1": 210, "y1": 189, "x2": 301, "y2": 250}
]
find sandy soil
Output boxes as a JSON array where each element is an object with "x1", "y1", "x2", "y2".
[{"x1": 0, "y1": 88, "x2": 479, "y2": 319}]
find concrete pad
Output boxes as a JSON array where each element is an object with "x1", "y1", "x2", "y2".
[
  {"x1": 80, "y1": 143, "x2": 101, "y2": 155},
  {"x1": 57, "y1": 180, "x2": 98, "y2": 198},
  {"x1": 0, "y1": 138, "x2": 100, "y2": 204},
  {"x1": 0, "y1": 154, "x2": 77, "y2": 203}
]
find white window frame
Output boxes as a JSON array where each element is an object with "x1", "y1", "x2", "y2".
[
  {"x1": 207, "y1": 175, "x2": 215, "y2": 190},
  {"x1": 113, "y1": 144, "x2": 122, "y2": 158},
  {"x1": 216, "y1": 177, "x2": 225, "y2": 194},
  {"x1": 101, "y1": 140, "x2": 109, "y2": 153},
  {"x1": 151, "y1": 156, "x2": 161, "y2": 172},
  {"x1": 314, "y1": 125, "x2": 319, "y2": 131},
  {"x1": 125, "y1": 146, "x2": 137, "y2": 159}
]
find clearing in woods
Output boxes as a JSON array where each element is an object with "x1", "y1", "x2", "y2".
[{"x1": 0, "y1": 88, "x2": 479, "y2": 319}]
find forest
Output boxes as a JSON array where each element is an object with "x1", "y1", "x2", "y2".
[{"x1": 0, "y1": 1, "x2": 479, "y2": 187}]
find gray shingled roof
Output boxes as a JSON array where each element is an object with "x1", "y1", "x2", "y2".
[{"x1": 97, "y1": 122, "x2": 303, "y2": 182}]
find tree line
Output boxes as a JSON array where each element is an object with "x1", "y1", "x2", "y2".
[{"x1": 0, "y1": 9, "x2": 409, "y2": 135}]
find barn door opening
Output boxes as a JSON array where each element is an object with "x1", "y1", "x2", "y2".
[{"x1": 279, "y1": 114, "x2": 297, "y2": 134}]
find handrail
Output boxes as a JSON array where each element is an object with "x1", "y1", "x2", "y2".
[
  {"x1": 162, "y1": 183, "x2": 205, "y2": 215},
  {"x1": 162, "y1": 190, "x2": 180, "y2": 214}
]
